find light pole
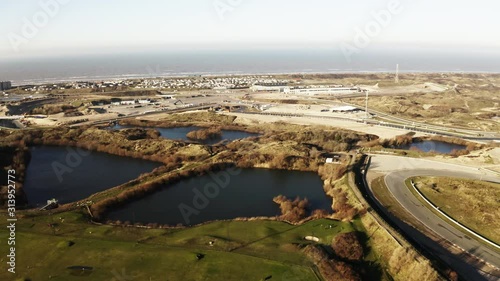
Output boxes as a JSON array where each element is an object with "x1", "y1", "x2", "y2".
[
  {"x1": 478, "y1": 168, "x2": 484, "y2": 181},
  {"x1": 395, "y1": 64, "x2": 399, "y2": 84}
]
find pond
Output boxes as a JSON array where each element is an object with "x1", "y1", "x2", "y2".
[
  {"x1": 23, "y1": 146, "x2": 162, "y2": 206},
  {"x1": 397, "y1": 140, "x2": 466, "y2": 154},
  {"x1": 110, "y1": 125, "x2": 259, "y2": 145},
  {"x1": 106, "y1": 168, "x2": 332, "y2": 226},
  {"x1": 0, "y1": 119, "x2": 18, "y2": 129}
]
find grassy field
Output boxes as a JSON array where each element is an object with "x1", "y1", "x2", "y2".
[
  {"x1": 412, "y1": 176, "x2": 500, "y2": 244},
  {"x1": 0, "y1": 210, "x2": 369, "y2": 281}
]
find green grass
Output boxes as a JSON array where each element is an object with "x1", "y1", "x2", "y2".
[
  {"x1": 0, "y1": 211, "x2": 361, "y2": 281},
  {"x1": 1, "y1": 232, "x2": 316, "y2": 281}
]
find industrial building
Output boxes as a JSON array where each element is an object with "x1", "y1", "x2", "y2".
[
  {"x1": 330, "y1": 106, "x2": 360, "y2": 112},
  {"x1": 287, "y1": 86, "x2": 361, "y2": 95},
  {"x1": 251, "y1": 83, "x2": 289, "y2": 92},
  {"x1": 0, "y1": 81, "x2": 12, "y2": 91},
  {"x1": 251, "y1": 83, "x2": 362, "y2": 96}
]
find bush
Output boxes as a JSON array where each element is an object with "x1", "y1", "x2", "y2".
[
  {"x1": 273, "y1": 195, "x2": 309, "y2": 222},
  {"x1": 186, "y1": 127, "x2": 222, "y2": 141},
  {"x1": 332, "y1": 232, "x2": 364, "y2": 261},
  {"x1": 303, "y1": 245, "x2": 361, "y2": 281}
]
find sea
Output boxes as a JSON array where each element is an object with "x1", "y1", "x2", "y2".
[{"x1": 1, "y1": 49, "x2": 500, "y2": 86}]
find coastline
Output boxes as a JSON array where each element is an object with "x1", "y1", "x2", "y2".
[{"x1": 9, "y1": 70, "x2": 500, "y2": 87}]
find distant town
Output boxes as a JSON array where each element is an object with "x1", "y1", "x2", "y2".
[{"x1": 3, "y1": 75, "x2": 364, "y2": 96}]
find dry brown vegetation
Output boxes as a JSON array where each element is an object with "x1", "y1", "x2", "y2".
[
  {"x1": 120, "y1": 112, "x2": 239, "y2": 127},
  {"x1": 318, "y1": 164, "x2": 361, "y2": 221},
  {"x1": 0, "y1": 145, "x2": 30, "y2": 207},
  {"x1": 303, "y1": 245, "x2": 361, "y2": 281},
  {"x1": 0, "y1": 126, "x2": 209, "y2": 165},
  {"x1": 30, "y1": 104, "x2": 76, "y2": 115},
  {"x1": 368, "y1": 133, "x2": 483, "y2": 157},
  {"x1": 272, "y1": 195, "x2": 310, "y2": 223},
  {"x1": 414, "y1": 176, "x2": 500, "y2": 243},
  {"x1": 186, "y1": 127, "x2": 222, "y2": 141},
  {"x1": 331, "y1": 232, "x2": 364, "y2": 261},
  {"x1": 388, "y1": 247, "x2": 438, "y2": 281},
  {"x1": 269, "y1": 129, "x2": 377, "y2": 152},
  {"x1": 384, "y1": 132, "x2": 415, "y2": 147},
  {"x1": 343, "y1": 73, "x2": 500, "y2": 131},
  {"x1": 119, "y1": 128, "x2": 161, "y2": 140}
]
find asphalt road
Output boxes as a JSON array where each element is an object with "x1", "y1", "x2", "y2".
[{"x1": 368, "y1": 155, "x2": 500, "y2": 280}]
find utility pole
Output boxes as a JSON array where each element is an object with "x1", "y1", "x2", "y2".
[{"x1": 395, "y1": 64, "x2": 400, "y2": 84}]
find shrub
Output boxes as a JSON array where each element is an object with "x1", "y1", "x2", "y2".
[
  {"x1": 332, "y1": 232, "x2": 364, "y2": 261},
  {"x1": 303, "y1": 245, "x2": 361, "y2": 281},
  {"x1": 186, "y1": 127, "x2": 222, "y2": 141},
  {"x1": 273, "y1": 195, "x2": 309, "y2": 222}
]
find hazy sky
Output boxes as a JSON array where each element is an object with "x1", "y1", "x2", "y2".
[{"x1": 1, "y1": 0, "x2": 500, "y2": 59}]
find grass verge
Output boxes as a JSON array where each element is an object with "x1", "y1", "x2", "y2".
[{"x1": 409, "y1": 176, "x2": 500, "y2": 245}]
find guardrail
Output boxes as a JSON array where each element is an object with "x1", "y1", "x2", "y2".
[
  {"x1": 237, "y1": 111, "x2": 499, "y2": 141},
  {"x1": 409, "y1": 180, "x2": 500, "y2": 251}
]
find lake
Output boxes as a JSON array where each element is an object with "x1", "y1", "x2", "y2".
[
  {"x1": 110, "y1": 125, "x2": 260, "y2": 145},
  {"x1": 0, "y1": 119, "x2": 18, "y2": 129},
  {"x1": 106, "y1": 168, "x2": 331, "y2": 226},
  {"x1": 398, "y1": 140, "x2": 466, "y2": 154},
  {"x1": 23, "y1": 146, "x2": 162, "y2": 206}
]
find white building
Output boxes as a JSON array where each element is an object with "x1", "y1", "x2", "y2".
[
  {"x1": 251, "y1": 83, "x2": 362, "y2": 96},
  {"x1": 251, "y1": 83, "x2": 288, "y2": 92},
  {"x1": 289, "y1": 87, "x2": 361, "y2": 95},
  {"x1": 138, "y1": 99, "x2": 151, "y2": 104},
  {"x1": 120, "y1": 100, "x2": 136, "y2": 105},
  {"x1": 330, "y1": 106, "x2": 360, "y2": 112},
  {"x1": 157, "y1": 94, "x2": 175, "y2": 99}
]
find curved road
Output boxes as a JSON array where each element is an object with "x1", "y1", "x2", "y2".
[{"x1": 367, "y1": 155, "x2": 500, "y2": 280}]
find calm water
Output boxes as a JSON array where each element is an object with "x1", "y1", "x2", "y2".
[
  {"x1": 106, "y1": 169, "x2": 331, "y2": 226},
  {"x1": 398, "y1": 140, "x2": 466, "y2": 153},
  {"x1": 0, "y1": 119, "x2": 17, "y2": 129},
  {"x1": 3, "y1": 49, "x2": 500, "y2": 85},
  {"x1": 23, "y1": 146, "x2": 162, "y2": 206},
  {"x1": 111, "y1": 125, "x2": 259, "y2": 144}
]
